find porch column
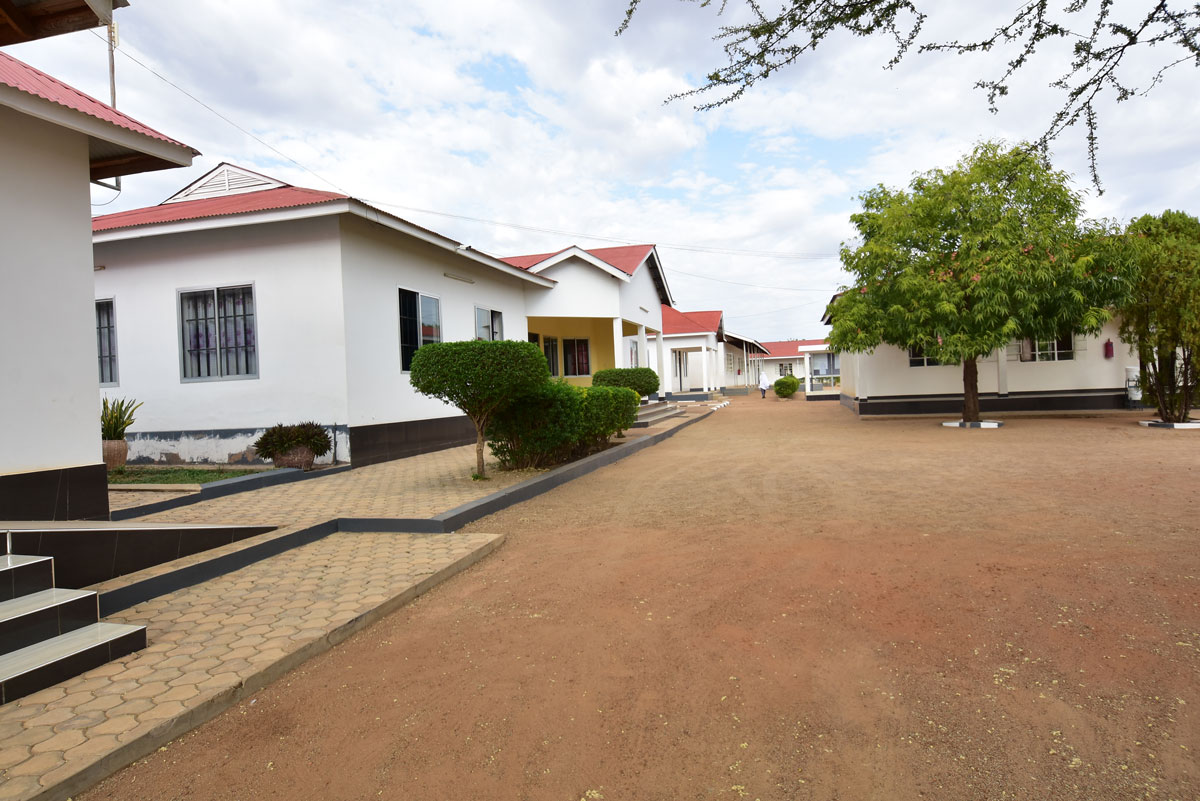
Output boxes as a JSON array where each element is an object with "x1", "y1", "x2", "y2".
[
  {"x1": 656, "y1": 333, "x2": 667, "y2": 397},
  {"x1": 637, "y1": 325, "x2": 648, "y2": 370},
  {"x1": 996, "y1": 348, "x2": 1008, "y2": 396},
  {"x1": 612, "y1": 317, "x2": 623, "y2": 369},
  {"x1": 701, "y1": 347, "x2": 710, "y2": 392},
  {"x1": 804, "y1": 352, "x2": 812, "y2": 393}
]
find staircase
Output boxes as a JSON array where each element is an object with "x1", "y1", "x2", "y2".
[
  {"x1": 0, "y1": 547, "x2": 146, "y2": 704},
  {"x1": 633, "y1": 401, "x2": 687, "y2": 428}
]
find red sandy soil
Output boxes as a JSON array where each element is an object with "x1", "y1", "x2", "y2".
[{"x1": 82, "y1": 397, "x2": 1200, "y2": 801}]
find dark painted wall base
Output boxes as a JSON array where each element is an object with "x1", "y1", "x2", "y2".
[
  {"x1": 0, "y1": 463, "x2": 109, "y2": 521},
  {"x1": 805, "y1": 393, "x2": 840, "y2": 402},
  {"x1": 842, "y1": 388, "x2": 1126, "y2": 416},
  {"x1": 349, "y1": 415, "x2": 477, "y2": 468}
]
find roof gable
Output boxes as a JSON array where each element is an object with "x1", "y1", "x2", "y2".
[
  {"x1": 661, "y1": 305, "x2": 723, "y2": 335},
  {"x1": 751, "y1": 339, "x2": 831, "y2": 358},
  {"x1": 164, "y1": 163, "x2": 285, "y2": 203}
]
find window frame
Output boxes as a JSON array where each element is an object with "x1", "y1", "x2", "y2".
[
  {"x1": 907, "y1": 346, "x2": 941, "y2": 368},
  {"x1": 543, "y1": 335, "x2": 560, "y2": 377},
  {"x1": 96, "y1": 297, "x2": 119, "y2": 387},
  {"x1": 779, "y1": 362, "x2": 794, "y2": 377},
  {"x1": 474, "y1": 306, "x2": 504, "y2": 341},
  {"x1": 1030, "y1": 336, "x2": 1074, "y2": 362},
  {"x1": 563, "y1": 337, "x2": 591, "y2": 377},
  {"x1": 177, "y1": 283, "x2": 259, "y2": 383},
  {"x1": 398, "y1": 286, "x2": 442, "y2": 372}
]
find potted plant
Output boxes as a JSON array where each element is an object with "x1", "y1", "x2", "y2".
[
  {"x1": 253, "y1": 422, "x2": 332, "y2": 470},
  {"x1": 101, "y1": 397, "x2": 143, "y2": 470}
]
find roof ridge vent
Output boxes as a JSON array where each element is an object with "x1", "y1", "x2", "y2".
[{"x1": 162, "y1": 163, "x2": 286, "y2": 204}]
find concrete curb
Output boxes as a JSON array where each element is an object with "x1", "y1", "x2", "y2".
[
  {"x1": 98, "y1": 410, "x2": 712, "y2": 613},
  {"x1": 28, "y1": 533, "x2": 506, "y2": 801}
]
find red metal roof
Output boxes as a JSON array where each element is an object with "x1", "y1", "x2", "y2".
[
  {"x1": 0, "y1": 51, "x2": 194, "y2": 151},
  {"x1": 93, "y1": 186, "x2": 349, "y2": 231},
  {"x1": 500, "y1": 244, "x2": 654, "y2": 277},
  {"x1": 661, "y1": 305, "x2": 723, "y2": 335},
  {"x1": 749, "y1": 339, "x2": 830, "y2": 358}
]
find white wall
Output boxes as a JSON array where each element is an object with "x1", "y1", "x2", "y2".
[
  {"x1": 846, "y1": 320, "x2": 1129, "y2": 399},
  {"x1": 0, "y1": 107, "x2": 101, "y2": 473},
  {"x1": 617, "y1": 261, "x2": 665, "y2": 334},
  {"x1": 523, "y1": 257, "x2": 620, "y2": 318},
  {"x1": 93, "y1": 217, "x2": 351, "y2": 462},
  {"x1": 339, "y1": 215, "x2": 530, "y2": 426}
]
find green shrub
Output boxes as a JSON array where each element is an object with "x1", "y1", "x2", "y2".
[
  {"x1": 592, "y1": 367, "x2": 660, "y2": 397},
  {"x1": 101, "y1": 397, "x2": 143, "y2": 440},
  {"x1": 253, "y1": 422, "x2": 332, "y2": 460},
  {"x1": 578, "y1": 385, "x2": 639, "y2": 453},
  {"x1": 410, "y1": 340, "x2": 550, "y2": 476},
  {"x1": 774, "y1": 375, "x2": 801, "y2": 398},
  {"x1": 488, "y1": 381, "x2": 584, "y2": 469}
]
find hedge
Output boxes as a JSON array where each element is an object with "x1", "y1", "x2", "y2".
[
  {"x1": 488, "y1": 382, "x2": 640, "y2": 469},
  {"x1": 774, "y1": 375, "x2": 801, "y2": 398},
  {"x1": 592, "y1": 367, "x2": 660, "y2": 397}
]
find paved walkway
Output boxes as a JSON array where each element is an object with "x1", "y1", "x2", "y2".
[{"x1": 0, "y1": 417, "x2": 702, "y2": 801}]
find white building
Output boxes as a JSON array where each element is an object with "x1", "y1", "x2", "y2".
[
  {"x1": 750, "y1": 339, "x2": 840, "y2": 399},
  {"x1": 92, "y1": 168, "x2": 675, "y2": 465},
  {"x1": 644, "y1": 306, "x2": 766, "y2": 395},
  {"x1": 499, "y1": 245, "x2": 672, "y2": 392},
  {"x1": 0, "y1": 50, "x2": 196, "y2": 520},
  {"x1": 832, "y1": 323, "x2": 1133, "y2": 414}
]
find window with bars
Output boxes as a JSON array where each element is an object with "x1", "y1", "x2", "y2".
[
  {"x1": 543, "y1": 336, "x2": 559, "y2": 376},
  {"x1": 96, "y1": 299, "x2": 118, "y2": 385},
  {"x1": 564, "y1": 338, "x2": 590, "y2": 376},
  {"x1": 180, "y1": 285, "x2": 257, "y2": 380},
  {"x1": 779, "y1": 362, "x2": 794, "y2": 377},
  {"x1": 1028, "y1": 336, "x2": 1075, "y2": 362},
  {"x1": 399, "y1": 288, "x2": 441, "y2": 371},
  {"x1": 474, "y1": 307, "x2": 504, "y2": 341}
]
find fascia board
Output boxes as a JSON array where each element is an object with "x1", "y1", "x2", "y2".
[
  {"x1": 645, "y1": 246, "x2": 674, "y2": 306},
  {"x1": 0, "y1": 84, "x2": 195, "y2": 167},
  {"x1": 529, "y1": 247, "x2": 631, "y2": 283}
]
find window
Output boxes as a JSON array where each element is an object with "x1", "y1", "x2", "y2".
[
  {"x1": 564, "y1": 338, "x2": 590, "y2": 376},
  {"x1": 96, "y1": 299, "x2": 118, "y2": 385},
  {"x1": 726, "y1": 353, "x2": 735, "y2": 372},
  {"x1": 180, "y1": 286, "x2": 257, "y2": 380},
  {"x1": 475, "y1": 307, "x2": 503, "y2": 341},
  {"x1": 399, "y1": 289, "x2": 441, "y2": 371},
  {"x1": 908, "y1": 346, "x2": 940, "y2": 367},
  {"x1": 630, "y1": 340, "x2": 639, "y2": 368},
  {"x1": 543, "y1": 336, "x2": 559, "y2": 376},
  {"x1": 779, "y1": 363, "x2": 793, "y2": 377},
  {"x1": 1025, "y1": 337, "x2": 1074, "y2": 362},
  {"x1": 812, "y1": 353, "x2": 839, "y2": 376}
]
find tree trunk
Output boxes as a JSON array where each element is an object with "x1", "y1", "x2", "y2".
[
  {"x1": 962, "y1": 359, "x2": 981, "y2": 423},
  {"x1": 474, "y1": 418, "x2": 486, "y2": 477}
]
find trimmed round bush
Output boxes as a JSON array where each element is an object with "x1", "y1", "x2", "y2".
[
  {"x1": 410, "y1": 340, "x2": 550, "y2": 476},
  {"x1": 592, "y1": 367, "x2": 660, "y2": 397},
  {"x1": 253, "y1": 422, "x2": 332, "y2": 460},
  {"x1": 488, "y1": 381, "x2": 584, "y2": 469},
  {"x1": 579, "y1": 385, "x2": 640, "y2": 451},
  {"x1": 773, "y1": 375, "x2": 801, "y2": 398}
]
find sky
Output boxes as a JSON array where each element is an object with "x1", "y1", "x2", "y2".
[{"x1": 9, "y1": 0, "x2": 1199, "y2": 341}]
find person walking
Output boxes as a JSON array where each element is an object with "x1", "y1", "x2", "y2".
[{"x1": 758, "y1": 371, "x2": 771, "y2": 399}]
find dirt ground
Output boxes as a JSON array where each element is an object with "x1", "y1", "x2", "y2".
[{"x1": 82, "y1": 397, "x2": 1200, "y2": 801}]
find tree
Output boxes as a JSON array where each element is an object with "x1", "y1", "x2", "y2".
[
  {"x1": 409, "y1": 340, "x2": 550, "y2": 477},
  {"x1": 826, "y1": 141, "x2": 1130, "y2": 423},
  {"x1": 618, "y1": 1, "x2": 1200, "y2": 189},
  {"x1": 1118, "y1": 210, "x2": 1200, "y2": 423}
]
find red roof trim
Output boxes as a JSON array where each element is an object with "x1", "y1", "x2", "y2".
[
  {"x1": 93, "y1": 186, "x2": 348, "y2": 232},
  {"x1": 0, "y1": 51, "x2": 195, "y2": 152},
  {"x1": 748, "y1": 339, "x2": 831, "y2": 358},
  {"x1": 500, "y1": 244, "x2": 654, "y2": 277},
  {"x1": 661, "y1": 305, "x2": 724, "y2": 335}
]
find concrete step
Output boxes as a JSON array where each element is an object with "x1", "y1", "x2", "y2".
[
  {"x1": 0, "y1": 621, "x2": 146, "y2": 704},
  {"x1": 0, "y1": 553, "x2": 54, "y2": 602},
  {"x1": 634, "y1": 403, "x2": 687, "y2": 428},
  {"x1": 0, "y1": 587, "x2": 98, "y2": 656}
]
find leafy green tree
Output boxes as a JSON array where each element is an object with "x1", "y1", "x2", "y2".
[
  {"x1": 827, "y1": 141, "x2": 1130, "y2": 423},
  {"x1": 618, "y1": 1, "x2": 1200, "y2": 188},
  {"x1": 1118, "y1": 210, "x2": 1200, "y2": 423},
  {"x1": 409, "y1": 340, "x2": 550, "y2": 477}
]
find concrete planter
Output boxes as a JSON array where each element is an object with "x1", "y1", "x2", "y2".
[{"x1": 102, "y1": 439, "x2": 128, "y2": 470}]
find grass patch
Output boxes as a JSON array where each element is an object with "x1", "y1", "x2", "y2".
[{"x1": 107, "y1": 466, "x2": 266, "y2": 485}]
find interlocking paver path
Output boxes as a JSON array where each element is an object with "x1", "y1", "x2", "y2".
[{"x1": 0, "y1": 530, "x2": 502, "y2": 801}]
